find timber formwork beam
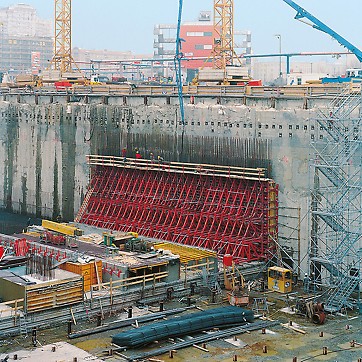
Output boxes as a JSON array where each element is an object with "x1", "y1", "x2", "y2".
[{"x1": 80, "y1": 156, "x2": 278, "y2": 264}]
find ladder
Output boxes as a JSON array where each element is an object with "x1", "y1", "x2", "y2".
[
  {"x1": 324, "y1": 275, "x2": 360, "y2": 313},
  {"x1": 18, "y1": 312, "x2": 28, "y2": 336},
  {"x1": 83, "y1": 293, "x2": 92, "y2": 321},
  {"x1": 74, "y1": 187, "x2": 94, "y2": 222},
  {"x1": 210, "y1": 279, "x2": 222, "y2": 295},
  {"x1": 224, "y1": 265, "x2": 244, "y2": 291}
]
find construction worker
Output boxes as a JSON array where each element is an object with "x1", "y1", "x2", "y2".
[
  {"x1": 121, "y1": 147, "x2": 127, "y2": 162},
  {"x1": 303, "y1": 273, "x2": 310, "y2": 293},
  {"x1": 150, "y1": 152, "x2": 155, "y2": 163},
  {"x1": 157, "y1": 155, "x2": 164, "y2": 163},
  {"x1": 135, "y1": 151, "x2": 142, "y2": 160}
]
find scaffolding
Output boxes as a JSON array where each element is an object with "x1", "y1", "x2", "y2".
[
  {"x1": 79, "y1": 156, "x2": 279, "y2": 264},
  {"x1": 310, "y1": 84, "x2": 362, "y2": 312}
]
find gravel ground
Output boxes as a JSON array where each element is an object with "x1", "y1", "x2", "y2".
[
  {"x1": 1, "y1": 295, "x2": 360, "y2": 362},
  {"x1": 0, "y1": 211, "x2": 361, "y2": 361}
]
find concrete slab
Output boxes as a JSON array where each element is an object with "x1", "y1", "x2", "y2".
[
  {"x1": 1, "y1": 341, "x2": 102, "y2": 361},
  {"x1": 224, "y1": 337, "x2": 248, "y2": 347}
]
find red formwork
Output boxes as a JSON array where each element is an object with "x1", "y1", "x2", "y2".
[{"x1": 80, "y1": 159, "x2": 278, "y2": 264}]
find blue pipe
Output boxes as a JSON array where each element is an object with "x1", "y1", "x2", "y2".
[
  {"x1": 174, "y1": 0, "x2": 185, "y2": 126},
  {"x1": 283, "y1": 0, "x2": 362, "y2": 63}
]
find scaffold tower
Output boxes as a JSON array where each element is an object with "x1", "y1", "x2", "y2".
[{"x1": 310, "y1": 84, "x2": 362, "y2": 312}]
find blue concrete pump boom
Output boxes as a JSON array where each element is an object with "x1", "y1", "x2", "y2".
[
  {"x1": 282, "y1": 0, "x2": 362, "y2": 63},
  {"x1": 175, "y1": 0, "x2": 185, "y2": 126}
]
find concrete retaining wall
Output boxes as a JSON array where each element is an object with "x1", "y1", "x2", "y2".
[{"x1": 1, "y1": 93, "x2": 355, "y2": 270}]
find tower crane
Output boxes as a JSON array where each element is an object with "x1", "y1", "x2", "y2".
[
  {"x1": 47, "y1": 0, "x2": 184, "y2": 122},
  {"x1": 212, "y1": 0, "x2": 241, "y2": 69},
  {"x1": 195, "y1": 0, "x2": 247, "y2": 85},
  {"x1": 282, "y1": 0, "x2": 362, "y2": 63},
  {"x1": 50, "y1": 0, "x2": 80, "y2": 74}
]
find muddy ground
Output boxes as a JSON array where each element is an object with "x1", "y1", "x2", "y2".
[{"x1": 0, "y1": 210, "x2": 41, "y2": 235}]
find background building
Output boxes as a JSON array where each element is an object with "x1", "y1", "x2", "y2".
[
  {"x1": 0, "y1": 4, "x2": 53, "y2": 73},
  {"x1": 252, "y1": 55, "x2": 358, "y2": 85},
  {"x1": 154, "y1": 11, "x2": 252, "y2": 82},
  {"x1": 0, "y1": 4, "x2": 151, "y2": 80},
  {"x1": 73, "y1": 47, "x2": 155, "y2": 81}
]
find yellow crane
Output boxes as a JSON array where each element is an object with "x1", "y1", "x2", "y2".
[
  {"x1": 195, "y1": 0, "x2": 247, "y2": 85},
  {"x1": 50, "y1": 0, "x2": 243, "y2": 85},
  {"x1": 3, "y1": 2, "x2": 80, "y2": 88},
  {"x1": 50, "y1": 0, "x2": 80, "y2": 73},
  {"x1": 213, "y1": 0, "x2": 241, "y2": 69}
]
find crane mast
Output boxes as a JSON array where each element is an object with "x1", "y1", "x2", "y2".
[
  {"x1": 213, "y1": 0, "x2": 238, "y2": 69},
  {"x1": 51, "y1": 0, "x2": 79, "y2": 73}
]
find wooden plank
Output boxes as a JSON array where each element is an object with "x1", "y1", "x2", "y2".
[
  {"x1": 86, "y1": 155, "x2": 268, "y2": 182},
  {"x1": 4, "y1": 298, "x2": 24, "y2": 306},
  {"x1": 94, "y1": 260, "x2": 101, "y2": 291},
  {"x1": 25, "y1": 276, "x2": 82, "y2": 291},
  {"x1": 99, "y1": 271, "x2": 168, "y2": 289},
  {"x1": 193, "y1": 344, "x2": 209, "y2": 352},
  {"x1": 70, "y1": 306, "x2": 77, "y2": 325},
  {"x1": 281, "y1": 323, "x2": 306, "y2": 334}
]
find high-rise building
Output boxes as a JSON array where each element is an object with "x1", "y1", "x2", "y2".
[{"x1": 0, "y1": 4, "x2": 53, "y2": 73}]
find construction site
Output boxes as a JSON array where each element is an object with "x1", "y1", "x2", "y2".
[{"x1": 0, "y1": 0, "x2": 361, "y2": 361}]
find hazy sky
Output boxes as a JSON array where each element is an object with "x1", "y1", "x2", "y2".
[{"x1": 3, "y1": 0, "x2": 362, "y2": 58}]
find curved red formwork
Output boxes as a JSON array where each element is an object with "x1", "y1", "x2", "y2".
[{"x1": 79, "y1": 160, "x2": 278, "y2": 264}]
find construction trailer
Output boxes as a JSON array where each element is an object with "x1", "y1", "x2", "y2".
[{"x1": 267, "y1": 266, "x2": 293, "y2": 294}]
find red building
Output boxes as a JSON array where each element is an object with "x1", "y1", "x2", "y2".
[
  {"x1": 180, "y1": 22, "x2": 214, "y2": 70},
  {"x1": 153, "y1": 11, "x2": 251, "y2": 82}
]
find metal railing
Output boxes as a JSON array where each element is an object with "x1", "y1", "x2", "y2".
[
  {"x1": 86, "y1": 154, "x2": 268, "y2": 181},
  {"x1": 1, "y1": 82, "x2": 358, "y2": 98}
]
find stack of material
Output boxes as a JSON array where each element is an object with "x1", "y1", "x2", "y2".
[
  {"x1": 110, "y1": 254, "x2": 140, "y2": 266},
  {"x1": 112, "y1": 306, "x2": 254, "y2": 347},
  {"x1": 78, "y1": 234, "x2": 104, "y2": 244}
]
